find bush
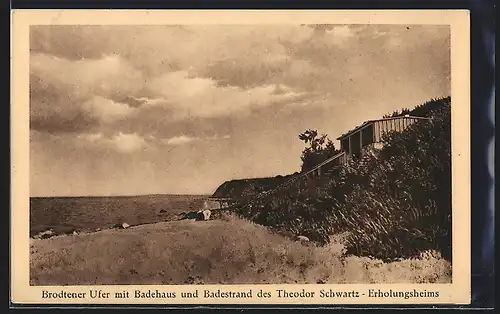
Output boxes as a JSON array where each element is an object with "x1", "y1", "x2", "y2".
[{"x1": 327, "y1": 101, "x2": 452, "y2": 261}]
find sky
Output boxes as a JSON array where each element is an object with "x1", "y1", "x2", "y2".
[{"x1": 29, "y1": 24, "x2": 451, "y2": 196}]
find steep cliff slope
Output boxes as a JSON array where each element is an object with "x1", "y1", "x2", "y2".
[{"x1": 212, "y1": 174, "x2": 296, "y2": 199}]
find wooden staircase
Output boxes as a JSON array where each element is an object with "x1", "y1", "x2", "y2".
[{"x1": 225, "y1": 151, "x2": 348, "y2": 212}]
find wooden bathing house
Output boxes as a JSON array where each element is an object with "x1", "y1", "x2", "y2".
[
  {"x1": 308, "y1": 115, "x2": 430, "y2": 178},
  {"x1": 337, "y1": 115, "x2": 430, "y2": 159}
]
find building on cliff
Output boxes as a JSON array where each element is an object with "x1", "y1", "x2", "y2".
[
  {"x1": 307, "y1": 115, "x2": 430, "y2": 179},
  {"x1": 336, "y1": 114, "x2": 430, "y2": 159}
]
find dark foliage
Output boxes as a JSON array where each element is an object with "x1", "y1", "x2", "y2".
[
  {"x1": 330, "y1": 103, "x2": 452, "y2": 261},
  {"x1": 298, "y1": 129, "x2": 341, "y2": 172},
  {"x1": 382, "y1": 96, "x2": 451, "y2": 119}
]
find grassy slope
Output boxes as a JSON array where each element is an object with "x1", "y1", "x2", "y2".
[{"x1": 30, "y1": 215, "x2": 451, "y2": 285}]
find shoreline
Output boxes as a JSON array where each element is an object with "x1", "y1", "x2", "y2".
[
  {"x1": 29, "y1": 194, "x2": 220, "y2": 239},
  {"x1": 30, "y1": 208, "x2": 226, "y2": 240}
]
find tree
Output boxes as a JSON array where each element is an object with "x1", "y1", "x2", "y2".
[{"x1": 298, "y1": 129, "x2": 340, "y2": 172}]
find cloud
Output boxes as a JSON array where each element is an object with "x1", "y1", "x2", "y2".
[
  {"x1": 82, "y1": 96, "x2": 138, "y2": 123},
  {"x1": 111, "y1": 132, "x2": 147, "y2": 152},
  {"x1": 30, "y1": 36, "x2": 311, "y2": 137},
  {"x1": 77, "y1": 132, "x2": 148, "y2": 153},
  {"x1": 31, "y1": 52, "x2": 144, "y2": 98},
  {"x1": 30, "y1": 24, "x2": 450, "y2": 145},
  {"x1": 80, "y1": 132, "x2": 103, "y2": 143},
  {"x1": 166, "y1": 133, "x2": 232, "y2": 145},
  {"x1": 142, "y1": 70, "x2": 308, "y2": 119},
  {"x1": 202, "y1": 57, "x2": 290, "y2": 89},
  {"x1": 162, "y1": 134, "x2": 231, "y2": 146},
  {"x1": 162, "y1": 134, "x2": 232, "y2": 146},
  {"x1": 30, "y1": 52, "x2": 146, "y2": 134},
  {"x1": 163, "y1": 135, "x2": 198, "y2": 146},
  {"x1": 324, "y1": 25, "x2": 356, "y2": 45},
  {"x1": 30, "y1": 25, "x2": 312, "y2": 79},
  {"x1": 77, "y1": 130, "x2": 231, "y2": 152}
]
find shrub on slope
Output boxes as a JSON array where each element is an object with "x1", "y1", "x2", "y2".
[{"x1": 322, "y1": 101, "x2": 452, "y2": 261}]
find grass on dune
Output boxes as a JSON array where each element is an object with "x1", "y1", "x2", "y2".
[{"x1": 30, "y1": 214, "x2": 451, "y2": 286}]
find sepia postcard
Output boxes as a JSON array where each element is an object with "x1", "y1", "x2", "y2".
[{"x1": 11, "y1": 9, "x2": 471, "y2": 305}]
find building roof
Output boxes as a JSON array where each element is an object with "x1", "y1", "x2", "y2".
[{"x1": 336, "y1": 115, "x2": 430, "y2": 140}]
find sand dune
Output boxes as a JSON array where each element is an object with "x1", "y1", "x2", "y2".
[{"x1": 30, "y1": 214, "x2": 451, "y2": 286}]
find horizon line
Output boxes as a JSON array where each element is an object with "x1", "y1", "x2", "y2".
[{"x1": 30, "y1": 193, "x2": 213, "y2": 198}]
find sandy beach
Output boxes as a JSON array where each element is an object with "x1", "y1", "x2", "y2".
[{"x1": 30, "y1": 214, "x2": 451, "y2": 286}]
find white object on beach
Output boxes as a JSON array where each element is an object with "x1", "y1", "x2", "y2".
[
  {"x1": 295, "y1": 235, "x2": 310, "y2": 242},
  {"x1": 113, "y1": 222, "x2": 130, "y2": 229},
  {"x1": 198, "y1": 209, "x2": 211, "y2": 221}
]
